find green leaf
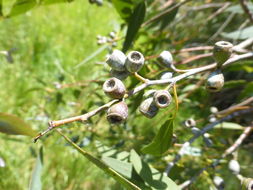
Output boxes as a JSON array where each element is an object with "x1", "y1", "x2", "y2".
[
  {"x1": 122, "y1": 2, "x2": 146, "y2": 52},
  {"x1": 0, "y1": 112, "x2": 37, "y2": 137},
  {"x1": 214, "y1": 122, "x2": 244, "y2": 130},
  {"x1": 226, "y1": 4, "x2": 253, "y2": 14},
  {"x1": 111, "y1": 0, "x2": 133, "y2": 21},
  {"x1": 221, "y1": 26, "x2": 253, "y2": 40},
  {"x1": 29, "y1": 147, "x2": 43, "y2": 190},
  {"x1": 0, "y1": 0, "x2": 3, "y2": 16},
  {"x1": 8, "y1": 0, "x2": 37, "y2": 17},
  {"x1": 130, "y1": 150, "x2": 180, "y2": 190},
  {"x1": 159, "y1": 5, "x2": 179, "y2": 30},
  {"x1": 142, "y1": 119, "x2": 173, "y2": 156},
  {"x1": 224, "y1": 80, "x2": 247, "y2": 89},
  {"x1": 102, "y1": 157, "x2": 133, "y2": 179},
  {"x1": 57, "y1": 130, "x2": 141, "y2": 190}
]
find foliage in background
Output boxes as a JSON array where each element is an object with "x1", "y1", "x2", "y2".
[{"x1": 0, "y1": 0, "x2": 252, "y2": 189}]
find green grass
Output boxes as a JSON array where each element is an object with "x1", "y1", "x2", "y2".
[{"x1": 0, "y1": 1, "x2": 123, "y2": 189}]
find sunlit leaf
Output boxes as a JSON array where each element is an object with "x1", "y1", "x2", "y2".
[
  {"x1": 0, "y1": 112, "x2": 37, "y2": 136},
  {"x1": 214, "y1": 122, "x2": 244, "y2": 130},
  {"x1": 221, "y1": 26, "x2": 253, "y2": 40},
  {"x1": 130, "y1": 150, "x2": 180, "y2": 190},
  {"x1": 8, "y1": 0, "x2": 36, "y2": 17},
  {"x1": 102, "y1": 157, "x2": 133, "y2": 179},
  {"x1": 142, "y1": 119, "x2": 173, "y2": 156},
  {"x1": 111, "y1": 0, "x2": 133, "y2": 21},
  {"x1": 29, "y1": 147, "x2": 43, "y2": 190}
]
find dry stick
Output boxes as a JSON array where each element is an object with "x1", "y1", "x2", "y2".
[
  {"x1": 207, "y1": 2, "x2": 231, "y2": 21},
  {"x1": 142, "y1": 0, "x2": 192, "y2": 27},
  {"x1": 180, "y1": 124, "x2": 253, "y2": 189},
  {"x1": 33, "y1": 99, "x2": 119, "y2": 142},
  {"x1": 34, "y1": 52, "x2": 253, "y2": 142},
  {"x1": 240, "y1": 0, "x2": 253, "y2": 23},
  {"x1": 165, "y1": 107, "x2": 253, "y2": 175}
]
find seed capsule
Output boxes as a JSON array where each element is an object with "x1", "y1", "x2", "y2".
[
  {"x1": 241, "y1": 178, "x2": 253, "y2": 190},
  {"x1": 110, "y1": 69, "x2": 130, "y2": 81},
  {"x1": 213, "y1": 176, "x2": 225, "y2": 189},
  {"x1": 228, "y1": 160, "x2": 240, "y2": 174},
  {"x1": 213, "y1": 41, "x2": 233, "y2": 67},
  {"x1": 107, "y1": 101, "x2": 128, "y2": 124},
  {"x1": 106, "y1": 49, "x2": 126, "y2": 71},
  {"x1": 184, "y1": 118, "x2": 196, "y2": 128},
  {"x1": 103, "y1": 78, "x2": 126, "y2": 99},
  {"x1": 139, "y1": 97, "x2": 159, "y2": 118},
  {"x1": 160, "y1": 72, "x2": 173, "y2": 80},
  {"x1": 125, "y1": 51, "x2": 145, "y2": 73},
  {"x1": 158, "y1": 51, "x2": 173, "y2": 67},
  {"x1": 206, "y1": 70, "x2": 224, "y2": 92},
  {"x1": 153, "y1": 90, "x2": 172, "y2": 108}
]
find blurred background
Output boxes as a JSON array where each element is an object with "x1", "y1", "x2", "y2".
[{"x1": 0, "y1": 0, "x2": 252, "y2": 189}]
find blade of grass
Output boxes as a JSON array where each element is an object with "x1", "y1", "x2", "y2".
[{"x1": 56, "y1": 129, "x2": 141, "y2": 190}]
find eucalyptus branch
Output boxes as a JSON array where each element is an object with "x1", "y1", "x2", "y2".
[
  {"x1": 239, "y1": 0, "x2": 253, "y2": 23},
  {"x1": 165, "y1": 107, "x2": 253, "y2": 175},
  {"x1": 179, "y1": 124, "x2": 253, "y2": 189}
]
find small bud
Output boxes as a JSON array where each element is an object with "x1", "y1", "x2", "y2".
[
  {"x1": 139, "y1": 97, "x2": 159, "y2": 118},
  {"x1": 112, "y1": 42, "x2": 117, "y2": 47},
  {"x1": 213, "y1": 41, "x2": 233, "y2": 67},
  {"x1": 106, "y1": 49, "x2": 126, "y2": 71},
  {"x1": 158, "y1": 51, "x2": 173, "y2": 67},
  {"x1": 206, "y1": 70, "x2": 224, "y2": 92},
  {"x1": 109, "y1": 31, "x2": 116, "y2": 39},
  {"x1": 110, "y1": 69, "x2": 130, "y2": 80},
  {"x1": 210, "y1": 106, "x2": 219, "y2": 113},
  {"x1": 103, "y1": 78, "x2": 126, "y2": 99},
  {"x1": 184, "y1": 118, "x2": 196, "y2": 128},
  {"x1": 107, "y1": 101, "x2": 128, "y2": 124},
  {"x1": 153, "y1": 90, "x2": 172, "y2": 108},
  {"x1": 228, "y1": 160, "x2": 240, "y2": 174},
  {"x1": 213, "y1": 176, "x2": 225, "y2": 190},
  {"x1": 209, "y1": 116, "x2": 217, "y2": 123},
  {"x1": 125, "y1": 51, "x2": 145, "y2": 73},
  {"x1": 160, "y1": 72, "x2": 173, "y2": 80},
  {"x1": 241, "y1": 178, "x2": 253, "y2": 190},
  {"x1": 191, "y1": 127, "x2": 201, "y2": 135}
]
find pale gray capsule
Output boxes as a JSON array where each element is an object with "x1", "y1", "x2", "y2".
[
  {"x1": 110, "y1": 69, "x2": 130, "y2": 80},
  {"x1": 106, "y1": 49, "x2": 126, "y2": 71},
  {"x1": 158, "y1": 51, "x2": 173, "y2": 67},
  {"x1": 210, "y1": 106, "x2": 218, "y2": 113},
  {"x1": 107, "y1": 101, "x2": 128, "y2": 124},
  {"x1": 184, "y1": 118, "x2": 196, "y2": 128},
  {"x1": 109, "y1": 31, "x2": 116, "y2": 39},
  {"x1": 228, "y1": 160, "x2": 240, "y2": 174},
  {"x1": 160, "y1": 72, "x2": 173, "y2": 80},
  {"x1": 206, "y1": 70, "x2": 224, "y2": 92},
  {"x1": 191, "y1": 127, "x2": 201, "y2": 135},
  {"x1": 139, "y1": 97, "x2": 159, "y2": 118},
  {"x1": 213, "y1": 176, "x2": 225, "y2": 189},
  {"x1": 103, "y1": 77, "x2": 126, "y2": 99},
  {"x1": 125, "y1": 51, "x2": 145, "y2": 73},
  {"x1": 153, "y1": 90, "x2": 172, "y2": 108}
]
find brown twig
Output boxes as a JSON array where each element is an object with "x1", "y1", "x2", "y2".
[{"x1": 239, "y1": 0, "x2": 253, "y2": 23}]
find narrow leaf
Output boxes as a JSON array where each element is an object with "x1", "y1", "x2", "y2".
[
  {"x1": 122, "y1": 2, "x2": 146, "y2": 52},
  {"x1": 142, "y1": 119, "x2": 173, "y2": 156},
  {"x1": 57, "y1": 130, "x2": 141, "y2": 190},
  {"x1": 8, "y1": 0, "x2": 36, "y2": 17},
  {"x1": 221, "y1": 26, "x2": 253, "y2": 40},
  {"x1": 214, "y1": 122, "x2": 244, "y2": 130},
  {"x1": 102, "y1": 156, "x2": 133, "y2": 179},
  {"x1": 130, "y1": 150, "x2": 180, "y2": 190},
  {"x1": 0, "y1": 112, "x2": 37, "y2": 136},
  {"x1": 111, "y1": 0, "x2": 133, "y2": 21},
  {"x1": 29, "y1": 147, "x2": 43, "y2": 190}
]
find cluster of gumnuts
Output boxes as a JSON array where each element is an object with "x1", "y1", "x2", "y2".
[
  {"x1": 97, "y1": 31, "x2": 117, "y2": 47},
  {"x1": 102, "y1": 41, "x2": 233, "y2": 125},
  {"x1": 88, "y1": 0, "x2": 103, "y2": 6}
]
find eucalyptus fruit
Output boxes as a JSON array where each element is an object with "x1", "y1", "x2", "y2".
[
  {"x1": 158, "y1": 50, "x2": 173, "y2": 67},
  {"x1": 184, "y1": 118, "x2": 196, "y2": 128},
  {"x1": 107, "y1": 101, "x2": 128, "y2": 124},
  {"x1": 103, "y1": 77, "x2": 126, "y2": 99},
  {"x1": 125, "y1": 51, "x2": 145, "y2": 73},
  {"x1": 213, "y1": 176, "x2": 225, "y2": 190},
  {"x1": 241, "y1": 178, "x2": 253, "y2": 190},
  {"x1": 213, "y1": 41, "x2": 233, "y2": 67},
  {"x1": 228, "y1": 160, "x2": 240, "y2": 174},
  {"x1": 206, "y1": 70, "x2": 224, "y2": 92},
  {"x1": 110, "y1": 69, "x2": 130, "y2": 80},
  {"x1": 106, "y1": 49, "x2": 126, "y2": 71},
  {"x1": 153, "y1": 90, "x2": 172, "y2": 108},
  {"x1": 139, "y1": 97, "x2": 159, "y2": 118}
]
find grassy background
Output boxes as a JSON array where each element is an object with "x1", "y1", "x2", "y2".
[{"x1": 0, "y1": 1, "x2": 123, "y2": 189}]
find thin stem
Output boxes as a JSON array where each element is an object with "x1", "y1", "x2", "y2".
[{"x1": 239, "y1": 0, "x2": 253, "y2": 23}]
